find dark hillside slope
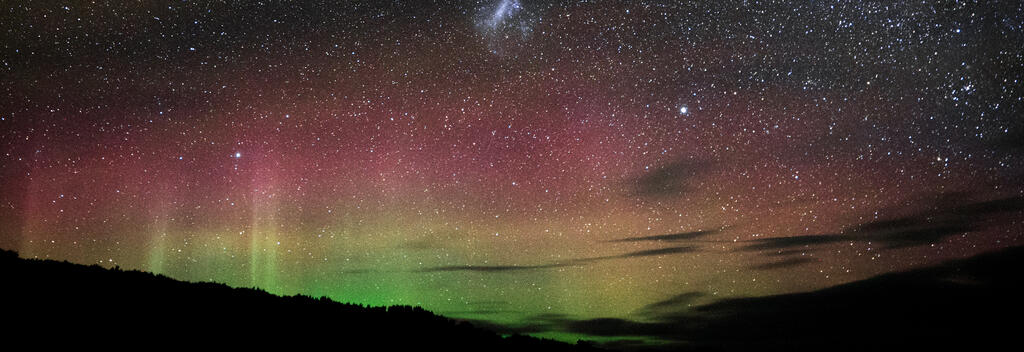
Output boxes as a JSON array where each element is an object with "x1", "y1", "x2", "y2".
[
  {"x1": 0, "y1": 249, "x2": 600, "y2": 351},
  {"x1": 550, "y1": 246, "x2": 1024, "y2": 351}
]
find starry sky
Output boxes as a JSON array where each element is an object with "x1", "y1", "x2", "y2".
[{"x1": 2, "y1": 0, "x2": 1023, "y2": 347}]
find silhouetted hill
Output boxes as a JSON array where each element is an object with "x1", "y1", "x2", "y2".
[
  {"x1": 511, "y1": 246, "x2": 1024, "y2": 351},
  {"x1": 680, "y1": 246, "x2": 1024, "y2": 351},
  {"x1": 6, "y1": 246, "x2": 1023, "y2": 351},
  {"x1": 0, "y1": 249, "x2": 603, "y2": 351}
]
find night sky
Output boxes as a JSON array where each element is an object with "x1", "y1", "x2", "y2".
[{"x1": 2, "y1": 0, "x2": 1023, "y2": 346}]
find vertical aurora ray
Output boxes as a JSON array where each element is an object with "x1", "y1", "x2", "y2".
[
  {"x1": 145, "y1": 190, "x2": 171, "y2": 275},
  {"x1": 146, "y1": 225, "x2": 168, "y2": 275},
  {"x1": 248, "y1": 164, "x2": 280, "y2": 292},
  {"x1": 248, "y1": 215, "x2": 279, "y2": 292},
  {"x1": 18, "y1": 165, "x2": 43, "y2": 259}
]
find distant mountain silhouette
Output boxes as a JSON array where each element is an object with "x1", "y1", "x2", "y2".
[
  {"x1": 0, "y1": 248, "x2": 603, "y2": 351},
  {"x1": 6, "y1": 246, "x2": 1023, "y2": 351},
  {"x1": 673, "y1": 245, "x2": 1024, "y2": 351},
  {"x1": 491, "y1": 246, "x2": 1024, "y2": 351}
]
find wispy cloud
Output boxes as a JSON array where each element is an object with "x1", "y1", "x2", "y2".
[
  {"x1": 420, "y1": 246, "x2": 700, "y2": 274},
  {"x1": 750, "y1": 257, "x2": 815, "y2": 270},
  {"x1": 608, "y1": 230, "x2": 718, "y2": 243},
  {"x1": 740, "y1": 194, "x2": 1024, "y2": 254},
  {"x1": 630, "y1": 159, "x2": 712, "y2": 198},
  {"x1": 419, "y1": 262, "x2": 574, "y2": 273}
]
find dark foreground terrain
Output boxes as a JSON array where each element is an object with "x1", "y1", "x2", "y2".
[
  {"x1": 525, "y1": 245, "x2": 1024, "y2": 351},
  {"x1": 0, "y1": 248, "x2": 600, "y2": 351},
  {"x1": 3, "y1": 246, "x2": 1023, "y2": 351}
]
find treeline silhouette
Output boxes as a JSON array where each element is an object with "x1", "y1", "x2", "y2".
[{"x1": 0, "y1": 249, "x2": 603, "y2": 351}]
